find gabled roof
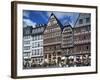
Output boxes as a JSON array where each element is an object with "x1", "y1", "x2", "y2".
[
  {"x1": 74, "y1": 13, "x2": 91, "y2": 28},
  {"x1": 63, "y1": 23, "x2": 73, "y2": 32},
  {"x1": 32, "y1": 24, "x2": 46, "y2": 35},
  {"x1": 23, "y1": 26, "x2": 33, "y2": 36},
  {"x1": 48, "y1": 13, "x2": 64, "y2": 31}
]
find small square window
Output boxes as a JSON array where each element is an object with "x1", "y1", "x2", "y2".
[
  {"x1": 79, "y1": 19, "x2": 83, "y2": 24},
  {"x1": 86, "y1": 17, "x2": 90, "y2": 23}
]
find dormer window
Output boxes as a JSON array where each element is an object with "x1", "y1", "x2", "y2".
[
  {"x1": 86, "y1": 17, "x2": 90, "y2": 23},
  {"x1": 79, "y1": 19, "x2": 83, "y2": 24}
]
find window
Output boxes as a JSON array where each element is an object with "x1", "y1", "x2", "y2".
[
  {"x1": 86, "y1": 26, "x2": 90, "y2": 31},
  {"x1": 24, "y1": 41, "x2": 30, "y2": 44},
  {"x1": 45, "y1": 30, "x2": 48, "y2": 33},
  {"x1": 83, "y1": 36, "x2": 86, "y2": 39},
  {"x1": 32, "y1": 36, "x2": 35, "y2": 41},
  {"x1": 32, "y1": 43, "x2": 34, "y2": 48},
  {"x1": 56, "y1": 37, "x2": 61, "y2": 41},
  {"x1": 39, "y1": 49, "x2": 41, "y2": 55},
  {"x1": 34, "y1": 49, "x2": 37, "y2": 55},
  {"x1": 24, "y1": 36, "x2": 30, "y2": 39},
  {"x1": 35, "y1": 36, "x2": 38, "y2": 40},
  {"x1": 40, "y1": 41, "x2": 43, "y2": 47},
  {"x1": 51, "y1": 15, "x2": 55, "y2": 19},
  {"x1": 38, "y1": 35, "x2": 40, "y2": 40},
  {"x1": 40, "y1": 35, "x2": 42, "y2": 39},
  {"x1": 49, "y1": 54, "x2": 51, "y2": 58},
  {"x1": 48, "y1": 22, "x2": 51, "y2": 26},
  {"x1": 32, "y1": 42, "x2": 41, "y2": 48},
  {"x1": 41, "y1": 27, "x2": 43, "y2": 31},
  {"x1": 79, "y1": 19, "x2": 83, "y2": 24},
  {"x1": 51, "y1": 28, "x2": 54, "y2": 32},
  {"x1": 32, "y1": 50, "x2": 35, "y2": 55},
  {"x1": 35, "y1": 58, "x2": 37, "y2": 61},
  {"x1": 37, "y1": 42, "x2": 40, "y2": 47},
  {"x1": 35, "y1": 29, "x2": 37, "y2": 33},
  {"x1": 37, "y1": 36, "x2": 39, "y2": 40},
  {"x1": 86, "y1": 46, "x2": 89, "y2": 50},
  {"x1": 45, "y1": 55, "x2": 47, "y2": 58},
  {"x1": 37, "y1": 49, "x2": 39, "y2": 55},
  {"x1": 40, "y1": 48, "x2": 43, "y2": 55},
  {"x1": 24, "y1": 46, "x2": 30, "y2": 50},
  {"x1": 26, "y1": 30, "x2": 30, "y2": 34},
  {"x1": 32, "y1": 30, "x2": 34, "y2": 33},
  {"x1": 35, "y1": 42, "x2": 38, "y2": 48},
  {"x1": 37, "y1": 28, "x2": 40, "y2": 32},
  {"x1": 53, "y1": 20, "x2": 57, "y2": 24},
  {"x1": 23, "y1": 52, "x2": 30, "y2": 57},
  {"x1": 56, "y1": 45, "x2": 60, "y2": 50},
  {"x1": 74, "y1": 29, "x2": 80, "y2": 33},
  {"x1": 86, "y1": 17, "x2": 90, "y2": 23}
]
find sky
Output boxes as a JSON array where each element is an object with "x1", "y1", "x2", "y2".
[{"x1": 23, "y1": 10, "x2": 79, "y2": 28}]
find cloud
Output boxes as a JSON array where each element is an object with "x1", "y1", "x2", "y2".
[
  {"x1": 37, "y1": 12, "x2": 48, "y2": 21},
  {"x1": 23, "y1": 10, "x2": 79, "y2": 27},
  {"x1": 23, "y1": 19, "x2": 36, "y2": 28},
  {"x1": 23, "y1": 11, "x2": 30, "y2": 18},
  {"x1": 46, "y1": 12, "x2": 79, "y2": 27},
  {"x1": 54, "y1": 12, "x2": 67, "y2": 19},
  {"x1": 46, "y1": 12, "x2": 72, "y2": 19}
]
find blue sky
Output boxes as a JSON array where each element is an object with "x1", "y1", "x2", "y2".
[{"x1": 23, "y1": 10, "x2": 79, "y2": 27}]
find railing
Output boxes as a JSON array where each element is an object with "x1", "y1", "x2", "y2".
[
  {"x1": 74, "y1": 40, "x2": 90, "y2": 44},
  {"x1": 74, "y1": 31, "x2": 90, "y2": 36},
  {"x1": 62, "y1": 44, "x2": 73, "y2": 47},
  {"x1": 23, "y1": 56, "x2": 31, "y2": 59},
  {"x1": 31, "y1": 55, "x2": 43, "y2": 58},
  {"x1": 62, "y1": 34, "x2": 73, "y2": 37},
  {"x1": 44, "y1": 42, "x2": 61, "y2": 46},
  {"x1": 44, "y1": 50, "x2": 61, "y2": 54},
  {"x1": 23, "y1": 50, "x2": 31, "y2": 52},
  {"x1": 73, "y1": 51, "x2": 90, "y2": 54}
]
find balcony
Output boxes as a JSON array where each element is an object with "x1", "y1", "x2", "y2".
[
  {"x1": 64, "y1": 51, "x2": 90, "y2": 56},
  {"x1": 62, "y1": 45, "x2": 73, "y2": 48},
  {"x1": 31, "y1": 55, "x2": 43, "y2": 58},
  {"x1": 23, "y1": 50, "x2": 31, "y2": 52},
  {"x1": 74, "y1": 40, "x2": 90, "y2": 44},
  {"x1": 23, "y1": 44, "x2": 31, "y2": 46},
  {"x1": 44, "y1": 49, "x2": 61, "y2": 54},
  {"x1": 62, "y1": 34, "x2": 73, "y2": 37},
  {"x1": 23, "y1": 56, "x2": 31, "y2": 59},
  {"x1": 43, "y1": 41, "x2": 61, "y2": 46},
  {"x1": 62, "y1": 41, "x2": 73, "y2": 44},
  {"x1": 74, "y1": 31, "x2": 90, "y2": 36},
  {"x1": 73, "y1": 51, "x2": 90, "y2": 55},
  {"x1": 44, "y1": 50, "x2": 54, "y2": 54}
]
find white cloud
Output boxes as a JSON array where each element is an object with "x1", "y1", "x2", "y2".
[
  {"x1": 23, "y1": 11, "x2": 30, "y2": 18},
  {"x1": 46, "y1": 12, "x2": 51, "y2": 18},
  {"x1": 53, "y1": 12, "x2": 67, "y2": 19},
  {"x1": 46, "y1": 12, "x2": 73, "y2": 19},
  {"x1": 46, "y1": 12, "x2": 79, "y2": 27},
  {"x1": 37, "y1": 12, "x2": 48, "y2": 21},
  {"x1": 23, "y1": 19, "x2": 36, "y2": 28}
]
